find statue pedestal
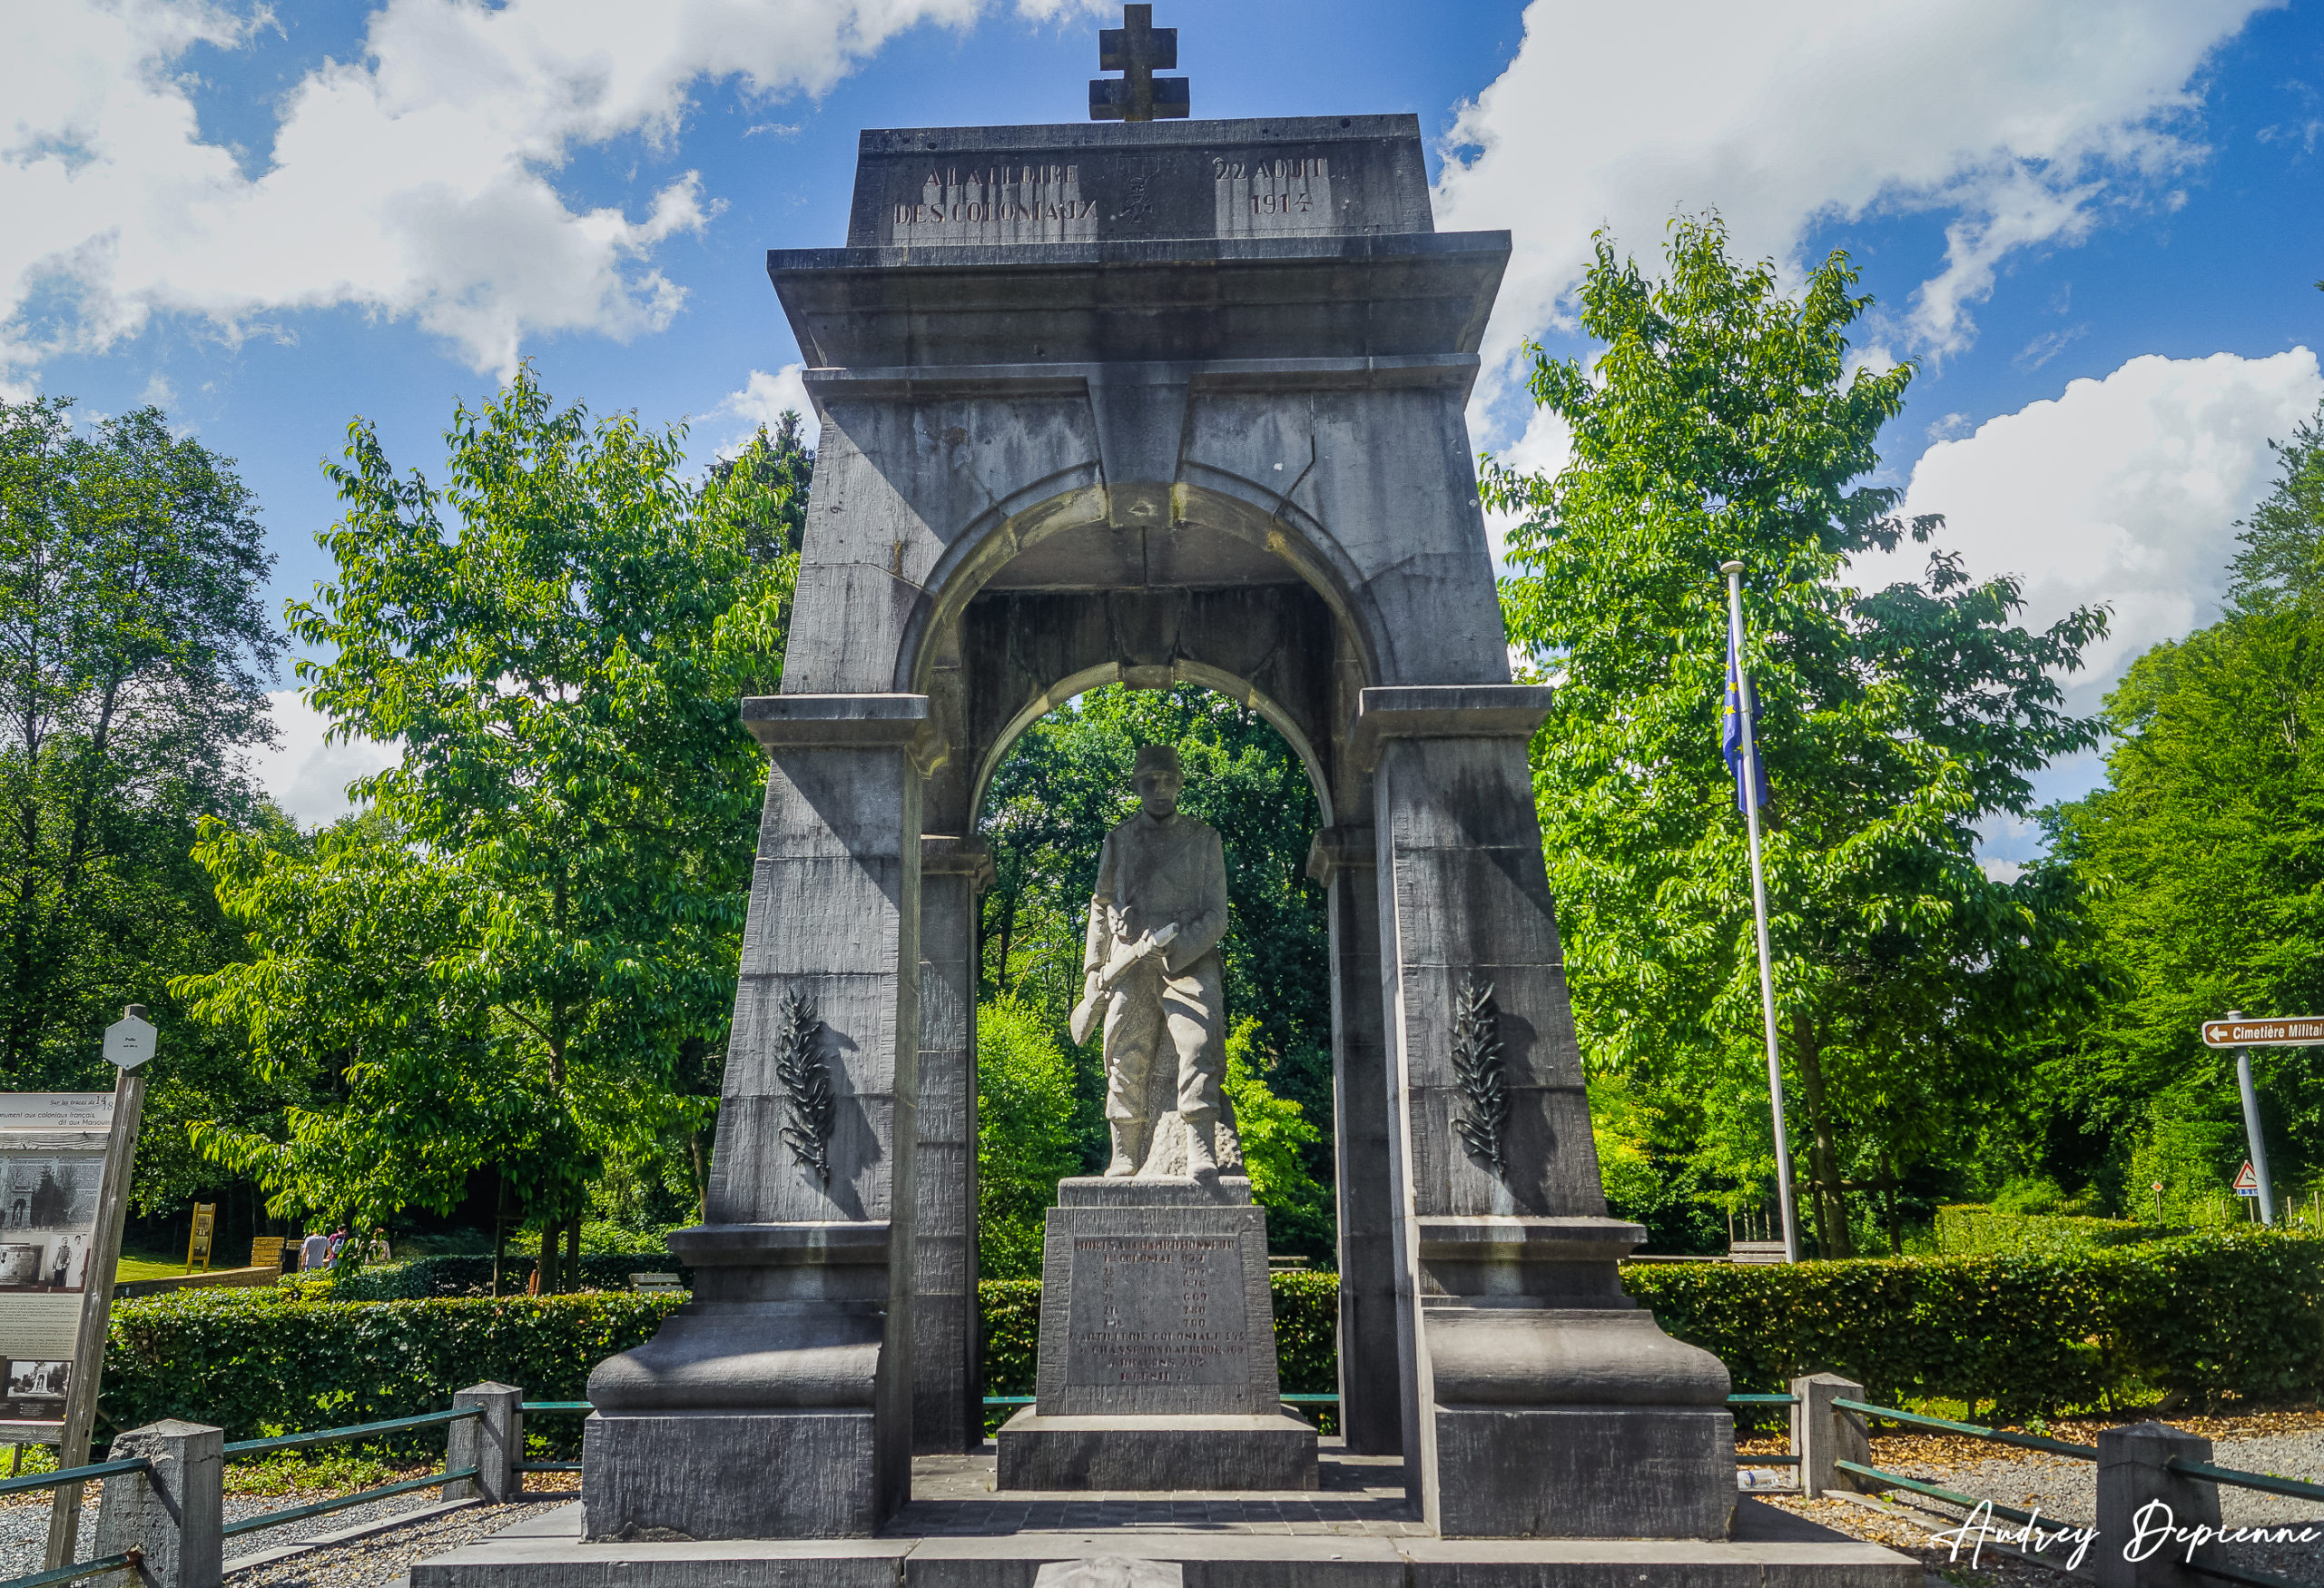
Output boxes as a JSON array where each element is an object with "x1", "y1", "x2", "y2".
[{"x1": 995, "y1": 1176, "x2": 1318, "y2": 1492}]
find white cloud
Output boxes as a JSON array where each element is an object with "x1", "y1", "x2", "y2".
[
  {"x1": 1436, "y1": 0, "x2": 2276, "y2": 410},
  {"x1": 249, "y1": 689, "x2": 403, "y2": 829},
  {"x1": 1477, "y1": 401, "x2": 1570, "y2": 574},
  {"x1": 0, "y1": 0, "x2": 1068, "y2": 382},
  {"x1": 714, "y1": 361, "x2": 816, "y2": 455},
  {"x1": 1855, "y1": 349, "x2": 2324, "y2": 717}
]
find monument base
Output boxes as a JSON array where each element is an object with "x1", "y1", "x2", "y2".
[
  {"x1": 1433, "y1": 1406, "x2": 1734, "y2": 1539},
  {"x1": 995, "y1": 1408, "x2": 1321, "y2": 1491},
  {"x1": 409, "y1": 1490, "x2": 1923, "y2": 1588},
  {"x1": 582, "y1": 1409, "x2": 879, "y2": 1541}
]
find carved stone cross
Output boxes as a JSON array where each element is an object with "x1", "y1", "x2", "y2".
[{"x1": 1089, "y1": 4, "x2": 1189, "y2": 122}]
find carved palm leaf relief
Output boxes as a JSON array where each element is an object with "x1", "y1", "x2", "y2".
[
  {"x1": 1451, "y1": 972, "x2": 1509, "y2": 1179},
  {"x1": 774, "y1": 989, "x2": 835, "y2": 1185}
]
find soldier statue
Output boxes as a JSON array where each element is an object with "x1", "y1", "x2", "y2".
[{"x1": 1070, "y1": 745, "x2": 1231, "y2": 1182}]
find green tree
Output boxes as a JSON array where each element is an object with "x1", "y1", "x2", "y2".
[
  {"x1": 1220, "y1": 1017, "x2": 1332, "y2": 1256},
  {"x1": 0, "y1": 395, "x2": 296, "y2": 1222},
  {"x1": 1484, "y1": 216, "x2": 2106, "y2": 1256},
  {"x1": 176, "y1": 370, "x2": 793, "y2": 1281},
  {"x1": 709, "y1": 412, "x2": 815, "y2": 569},
  {"x1": 2050, "y1": 396, "x2": 2324, "y2": 1216},
  {"x1": 975, "y1": 995, "x2": 1081, "y2": 1278},
  {"x1": 0, "y1": 397, "x2": 282, "y2": 1088}
]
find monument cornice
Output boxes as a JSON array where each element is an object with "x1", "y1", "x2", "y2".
[
  {"x1": 1347, "y1": 683, "x2": 1557, "y2": 771},
  {"x1": 738, "y1": 693, "x2": 940, "y2": 771},
  {"x1": 767, "y1": 232, "x2": 1509, "y2": 370},
  {"x1": 801, "y1": 352, "x2": 1481, "y2": 401}
]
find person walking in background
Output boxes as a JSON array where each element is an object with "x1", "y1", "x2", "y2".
[{"x1": 300, "y1": 1229, "x2": 329, "y2": 1271}]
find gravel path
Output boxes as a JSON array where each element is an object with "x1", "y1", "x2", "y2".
[
  {"x1": 3, "y1": 1417, "x2": 2316, "y2": 1584},
  {"x1": 231, "y1": 1495, "x2": 577, "y2": 1588},
  {"x1": 1772, "y1": 1415, "x2": 2324, "y2": 1585},
  {"x1": 0, "y1": 1472, "x2": 583, "y2": 1583}
]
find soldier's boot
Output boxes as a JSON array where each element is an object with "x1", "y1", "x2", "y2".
[
  {"x1": 1105, "y1": 1120, "x2": 1145, "y2": 1177},
  {"x1": 1185, "y1": 1119, "x2": 1219, "y2": 1187}
]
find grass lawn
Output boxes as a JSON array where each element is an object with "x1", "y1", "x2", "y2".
[{"x1": 115, "y1": 1254, "x2": 195, "y2": 1282}]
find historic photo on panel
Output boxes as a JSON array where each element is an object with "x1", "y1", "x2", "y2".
[
  {"x1": 0, "y1": 1140, "x2": 103, "y2": 1420},
  {"x1": 0, "y1": 1149, "x2": 101, "y2": 1293}
]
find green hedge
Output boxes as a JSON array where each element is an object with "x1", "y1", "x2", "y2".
[
  {"x1": 103, "y1": 1287, "x2": 679, "y2": 1453},
  {"x1": 1934, "y1": 1204, "x2": 2171, "y2": 1257},
  {"x1": 334, "y1": 1254, "x2": 685, "y2": 1300},
  {"x1": 95, "y1": 1233, "x2": 2320, "y2": 1458},
  {"x1": 1625, "y1": 1229, "x2": 2324, "y2": 1418}
]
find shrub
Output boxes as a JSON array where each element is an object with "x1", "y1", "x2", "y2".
[
  {"x1": 102, "y1": 1287, "x2": 679, "y2": 1454},
  {"x1": 332, "y1": 1253, "x2": 687, "y2": 1300},
  {"x1": 98, "y1": 1234, "x2": 2321, "y2": 1458},
  {"x1": 1934, "y1": 1204, "x2": 2168, "y2": 1257},
  {"x1": 1624, "y1": 1229, "x2": 2324, "y2": 1417},
  {"x1": 977, "y1": 999, "x2": 1081, "y2": 1281}
]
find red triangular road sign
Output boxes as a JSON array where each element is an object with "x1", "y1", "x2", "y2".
[{"x1": 2233, "y1": 1160, "x2": 2260, "y2": 1192}]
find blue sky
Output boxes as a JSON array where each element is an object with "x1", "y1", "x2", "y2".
[{"x1": 7, "y1": 0, "x2": 2322, "y2": 851}]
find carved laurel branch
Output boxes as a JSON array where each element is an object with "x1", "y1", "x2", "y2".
[
  {"x1": 774, "y1": 989, "x2": 834, "y2": 1186},
  {"x1": 1451, "y1": 972, "x2": 1510, "y2": 1180}
]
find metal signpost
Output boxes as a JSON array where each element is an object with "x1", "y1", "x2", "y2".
[
  {"x1": 2197, "y1": 1011, "x2": 2313, "y2": 1228},
  {"x1": 39, "y1": 1006, "x2": 153, "y2": 1570}
]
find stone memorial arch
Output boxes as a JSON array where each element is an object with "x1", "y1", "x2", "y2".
[{"x1": 581, "y1": 110, "x2": 1736, "y2": 1544}]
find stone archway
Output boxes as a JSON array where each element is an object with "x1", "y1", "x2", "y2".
[
  {"x1": 900, "y1": 569, "x2": 1403, "y2": 1459},
  {"x1": 580, "y1": 106, "x2": 1737, "y2": 1548}
]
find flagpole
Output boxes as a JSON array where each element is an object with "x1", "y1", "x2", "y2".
[{"x1": 1721, "y1": 560, "x2": 1802, "y2": 1264}]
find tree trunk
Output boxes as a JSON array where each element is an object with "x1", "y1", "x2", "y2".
[
  {"x1": 1790, "y1": 1013, "x2": 1854, "y2": 1259},
  {"x1": 491, "y1": 1172, "x2": 508, "y2": 1298},
  {"x1": 1883, "y1": 1150, "x2": 1902, "y2": 1257}
]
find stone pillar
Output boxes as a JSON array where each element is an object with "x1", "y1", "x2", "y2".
[
  {"x1": 584, "y1": 694, "x2": 928, "y2": 1540},
  {"x1": 2094, "y1": 1422, "x2": 2225, "y2": 1588},
  {"x1": 93, "y1": 1420, "x2": 222, "y2": 1588},
  {"x1": 448, "y1": 1383, "x2": 522, "y2": 1504},
  {"x1": 1362, "y1": 686, "x2": 1734, "y2": 1540},
  {"x1": 1790, "y1": 1374, "x2": 1868, "y2": 1498},
  {"x1": 1307, "y1": 824, "x2": 1401, "y2": 1457},
  {"x1": 914, "y1": 835, "x2": 992, "y2": 1454}
]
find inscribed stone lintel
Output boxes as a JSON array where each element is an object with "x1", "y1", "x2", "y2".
[{"x1": 846, "y1": 115, "x2": 1433, "y2": 250}]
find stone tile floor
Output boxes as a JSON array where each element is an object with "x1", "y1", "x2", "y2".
[{"x1": 898, "y1": 1445, "x2": 1432, "y2": 1536}]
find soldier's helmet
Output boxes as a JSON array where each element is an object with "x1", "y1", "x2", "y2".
[{"x1": 1132, "y1": 745, "x2": 1182, "y2": 781}]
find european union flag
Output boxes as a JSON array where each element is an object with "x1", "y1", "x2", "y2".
[{"x1": 1722, "y1": 609, "x2": 1772, "y2": 816}]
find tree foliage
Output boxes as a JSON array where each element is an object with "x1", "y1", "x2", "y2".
[
  {"x1": 2049, "y1": 397, "x2": 2324, "y2": 1218},
  {"x1": 975, "y1": 995, "x2": 1081, "y2": 1279},
  {"x1": 1485, "y1": 217, "x2": 2107, "y2": 1256},
  {"x1": 176, "y1": 370, "x2": 795, "y2": 1257},
  {"x1": 0, "y1": 395, "x2": 293, "y2": 1209}
]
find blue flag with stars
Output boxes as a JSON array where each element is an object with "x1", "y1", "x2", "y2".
[{"x1": 1723, "y1": 609, "x2": 1772, "y2": 816}]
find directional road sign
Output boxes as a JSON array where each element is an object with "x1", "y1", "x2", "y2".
[{"x1": 2201, "y1": 1017, "x2": 2324, "y2": 1048}]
